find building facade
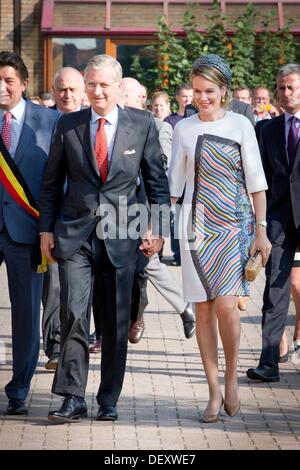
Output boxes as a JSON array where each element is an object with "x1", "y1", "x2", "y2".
[{"x1": 0, "y1": 0, "x2": 300, "y2": 94}]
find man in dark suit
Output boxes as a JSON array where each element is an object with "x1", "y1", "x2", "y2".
[
  {"x1": 40, "y1": 54, "x2": 170, "y2": 422},
  {"x1": 247, "y1": 63, "x2": 300, "y2": 382},
  {"x1": 184, "y1": 97, "x2": 255, "y2": 126},
  {"x1": 0, "y1": 51, "x2": 58, "y2": 415}
]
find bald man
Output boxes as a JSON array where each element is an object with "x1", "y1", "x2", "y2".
[{"x1": 52, "y1": 67, "x2": 85, "y2": 114}]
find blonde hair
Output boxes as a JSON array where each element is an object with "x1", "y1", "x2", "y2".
[
  {"x1": 151, "y1": 90, "x2": 170, "y2": 106},
  {"x1": 190, "y1": 65, "x2": 231, "y2": 108},
  {"x1": 84, "y1": 54, "x2": 122, "y2": 83}
]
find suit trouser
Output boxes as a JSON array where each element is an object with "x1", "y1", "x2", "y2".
[
  {"x1": 0, "y1": 227, "x2": 43, "y2": 401},
  {"x1": 260, "y1": 217, "x2": 299, "y2": 368},
  {"x1": 42, "y1": 264, "x2": 94, "y2": 358},
  {"x1": 52, "y1": 230, "x2": 135, "y2": 407},
  {"x1": 132, "y1": 253, "x2": 187, "y2": 322}
]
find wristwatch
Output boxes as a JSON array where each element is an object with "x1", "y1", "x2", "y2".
[{"x1": 256, "y1": 220, "x2": 267, "y2": 228}]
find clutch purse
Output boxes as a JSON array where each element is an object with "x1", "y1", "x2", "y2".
[{"x1": 244, "y1": 250, "x2": 263, "y2": 281}]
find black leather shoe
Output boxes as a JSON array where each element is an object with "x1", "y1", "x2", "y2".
[
  {"x1": 96, "y1": 405, "x2": 118, "y2": 421},
  {"x1": 6, "y1": 399, "x2": 28, "y2": 415},
  {"x1": 48, "y1": 396, "x2": 87, "y2": 422},
  {"x1": 180, "y1": 303, "x2": 196, "y2": 339},
  {"x1": 246, "y1": 364, "x2": 280, "y2": 382}
]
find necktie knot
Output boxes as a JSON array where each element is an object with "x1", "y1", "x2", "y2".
[
  {"x1": 98, "y1": 117, "x2": 106, "y2": 129},
  {"x1": 4, "y1": 111, "x2": 12, "y2": 124}
]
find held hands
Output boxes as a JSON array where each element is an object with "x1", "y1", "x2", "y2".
[
  {"x1": 40, "y1": 233, "x2": 57, "y2": 264},
  {"x1": 250, "y1": 229, "x2": 272, "y2": 267},
  {"x1": 139, "y1": 230, "x2": 164, "y2": 257}
]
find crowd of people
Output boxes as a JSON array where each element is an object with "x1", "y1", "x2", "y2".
[{"x1": 0, "y1": 48, "x2": 300, "y2": 423}]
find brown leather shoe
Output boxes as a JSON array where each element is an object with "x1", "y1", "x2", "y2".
[
  {"x1": 45, "y1": 356, "x2": 59, "y2": 371},
  {"x1": 128, "y1": 316, "x2": 145, "y2": 344},
  {"x1": 89, "y1": 339, "x2": 102, "y2": 353}
]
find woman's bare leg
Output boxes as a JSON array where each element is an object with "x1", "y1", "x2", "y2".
[{"x1": 195, "y1": 300, "x2": 222, "y2": 416}]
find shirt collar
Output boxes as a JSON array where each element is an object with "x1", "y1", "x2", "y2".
[
  {"x1": 0, "y1": 97, "x2": 26, "y2": 121},
  {"x1": 91, "y1": 105, "x2": 118, "y2": 126},
  {"x1": 284, "y1": 109, "x2": 300, "y2": 124}
]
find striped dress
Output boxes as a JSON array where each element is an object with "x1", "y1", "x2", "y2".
[{"x1": 168, "y1": 112, "x2": 268, "y2": 302}]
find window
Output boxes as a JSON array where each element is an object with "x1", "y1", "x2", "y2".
[{"x1": 52, "y1": 37, "x2": 105, "y2": 73}]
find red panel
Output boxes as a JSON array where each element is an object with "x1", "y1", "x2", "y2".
[{"x1": 41, "y1": 0, "x2": 54, "y2": 30}]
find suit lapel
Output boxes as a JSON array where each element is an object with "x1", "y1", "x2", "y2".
[
  {"x1": 106, "y1": 107, "x2": 134, "y2": 182},
  {"x1": 74, "y1": 108, "x2": 100, "y2": 177},
  {"x1": 14, "y1": 101, "x2": 38, "y2": 165}
]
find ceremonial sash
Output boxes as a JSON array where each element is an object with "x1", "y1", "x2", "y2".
[{"x1": 0, "y1": 136, "x2": 47, "y2": 272}]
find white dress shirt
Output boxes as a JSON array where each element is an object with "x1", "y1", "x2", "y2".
[{"x1": 0, "y1": 98, "x2": 26, "y2": 158}]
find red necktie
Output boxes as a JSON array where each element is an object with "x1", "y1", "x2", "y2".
[
  {"x1": 1, "y1": 111, "x2": 12, "y2": 151},
  {"x1": 95, "y1": 118, "x2": 108, "y2": 182}
]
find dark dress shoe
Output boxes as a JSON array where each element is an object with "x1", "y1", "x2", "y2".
[
  {"x1": 246, "y1": 364, "x2": 280, "y2": 382},
  {"x1": 89, "y1": 338, "x2": 102, "y2": 353},
  {"x1": 180, "y1": 303, "x2": 196, "y2": 339},
  {"x1": 96, "y1": 405, "x2": 118, "y2": 421},
  {"x1": 128, "y1": 316, "x2": 145, "y2": 344},
  {"x1": 6, "y1": 399, "x2": 28, "y2": 415},
  {"x1": 48, "y1": 395, "x2": 87, "y2": 422},
  {"x1": 45, "y1": 356, "x2": 59, "y2": 371}
]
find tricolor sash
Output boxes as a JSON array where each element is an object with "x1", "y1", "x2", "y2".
[{"x1": 0, "y1": 135, "x2": 47, "y2": 272}]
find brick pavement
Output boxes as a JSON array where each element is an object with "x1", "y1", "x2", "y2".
[{"x1": 0, "y1": 261, "x2": 300, "y2": 450}]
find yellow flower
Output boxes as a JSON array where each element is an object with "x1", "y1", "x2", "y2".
[{"x1": 259, "y1": 104, "x2": 271, "y2": 112}]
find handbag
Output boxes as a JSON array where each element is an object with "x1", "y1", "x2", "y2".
[{"x1": 244, "y1": 250, "x2": 263, "y2": 281}]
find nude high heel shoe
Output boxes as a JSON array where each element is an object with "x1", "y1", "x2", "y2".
[
  {"x1": 224, "y1": 401, "x2": 240, "y2": 417},
  {"x1": 201, "y1": 396, "x2": 224, "y2": 423}
]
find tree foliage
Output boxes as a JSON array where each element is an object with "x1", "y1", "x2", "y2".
[{"x1": 130, "y1": 1, "x2": 296, "y2": 101}]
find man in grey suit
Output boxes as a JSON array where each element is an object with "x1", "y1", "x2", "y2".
[
  {"x1": 0, "y1": 51, "x2": 58, "y2": 415},
  {"x1": 40, "y1": 54, "x2": 170, "y2": 422}
]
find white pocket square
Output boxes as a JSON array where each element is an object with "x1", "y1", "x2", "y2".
[{"x1": 123, "y1": 149, "x2": 136, "y2": 155}]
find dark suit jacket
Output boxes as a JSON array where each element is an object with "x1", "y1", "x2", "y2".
[
  {"x1": 39, "y1": 106, "x2": 170, "y2": 267},
  {"x1": 259, "y1": 114, "x2": 300, "y2": 242},
  {"x1": 0, "y1": 101, "x2": 58, "y2": 244},
  {"x1": 184, "y1": 99, "x2": 255, "y2": 126}
]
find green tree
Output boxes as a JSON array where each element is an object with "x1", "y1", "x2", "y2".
[
  {"x1": 228, "y1": 3, "x2": 257, "y2": 89},
  {"x1": 130, "y1": 2, "x2": 297, "y2": 101},
  {"x1": 253, "y1": 13, "x2": 296, "y2": 91},
  {"x1": 182, "y1": 7, "x2": 207, "y2": 64},
  {"x1": 131, "y1": 15, "x2": 189, "y2": 101},
  {"x1": 204, "y1": 0, "x2": 228, "y2": 58}
]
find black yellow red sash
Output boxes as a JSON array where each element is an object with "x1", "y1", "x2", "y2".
[{"x1": 0, "y1": 136, "x2": 47, "y2": 272}]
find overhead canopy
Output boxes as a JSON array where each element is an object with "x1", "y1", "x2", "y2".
[{"x1": 41, "y1": 0, "x2": 300, "y2": 36}]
